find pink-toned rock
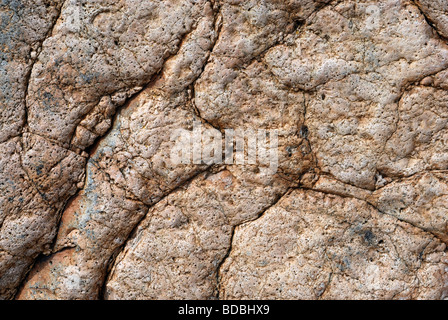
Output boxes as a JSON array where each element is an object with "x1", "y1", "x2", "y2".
[
  {"x1": 219, "y1": 189, "x2": 448, "y2": 300},
  {"x1": 2, "y1": 0, "x2": 448, "y2": 300}
]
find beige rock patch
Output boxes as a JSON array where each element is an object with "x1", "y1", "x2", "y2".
[{"x1": 1, "y1": 0, "x2": 447, "y2": 300}]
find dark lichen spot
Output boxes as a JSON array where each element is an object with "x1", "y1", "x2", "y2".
[
  {"x1": 299, "y1": 125, "x2": 309, "y2": 138},
  {"x1": 363, "y1": 230, "x2": 376, "y2": 245},
  {"x1": 286, "y1": 146, "x2": 295, "y2": 157},
  {"x1": 36, "y1": 164, "x2": 44, "y2": 176},
  {"x1": 293, "y1": 19, "x2": 305, "y2": 30}
]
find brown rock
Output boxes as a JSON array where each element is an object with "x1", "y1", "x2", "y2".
[
  {"x1": 219, "y1": 189, "x2": 448, "y2": 300},
  {"x1": 2, "y1": 0, "x2": 448, "y2": 300}
]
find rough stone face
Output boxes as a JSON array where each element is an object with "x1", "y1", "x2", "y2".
[
  {"x1": 219, "y1": 189, "x2": 448, "y2": 300},
  {"x1": 415, "y1": 0, "x2": 448, "y2": 39},
  {"x1": 370, "y1": 172, "x2": 448, "y2": 244},
  {"x1": 1, "y1": 0, "x2": 448, "y2": 300},
  {"x1": 105, "y1": 167, "x2": 291, "y2": 300},
  {"x1": 0, "y1": 0, "x2": 64, "y2": 143}
]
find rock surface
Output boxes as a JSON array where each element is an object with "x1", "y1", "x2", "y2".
[{"x1": 0, "y1": 0, "x2": 447, "y2": 300}]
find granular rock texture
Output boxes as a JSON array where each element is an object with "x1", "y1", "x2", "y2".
[{"x1": 1, "y1": 0, "x2": 448, "y2": 300}]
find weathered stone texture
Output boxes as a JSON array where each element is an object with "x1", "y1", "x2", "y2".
[
  {"x1": 219, "y1": 189, "x2": 448, "y2": 300},
  {"x1": 1, "y1": 0, "x2": 448, "y2": 300}
]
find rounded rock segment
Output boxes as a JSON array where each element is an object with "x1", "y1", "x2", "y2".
[
  {"x1": 263, "y1": 0, "x2": 448, "y2": 189},
  {"x1": 378, "y1": 87, "x2": 448, "y2": 178},
  {"x1": 0, "y1": 134, "x2": 86, "y2": 300},
  {"x1": 415, "y1": 0, "x2": 448, "y2": 39},
  {"x1": 26, "y1": 0, "x2": 213, "y2": 149},
  {"x1": 16, "y1": 164, "x2": 148, "y2": 300},
  {"x1": 0, "y1": 0, "x2": 64, "y2": 143},
  {"x1": 219, "y1": 189, "x2": 448, "y2": 300},
  {"x1": 17, "y1": 3, "x2": 218, "y2": 300},
  {"x1": 104, "y1": 167, "x2": 292, "y2": 300},
  {"x1": 370, "y1": 172, "x2": 448, "y2": 244}
]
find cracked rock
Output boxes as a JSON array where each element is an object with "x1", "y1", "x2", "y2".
[
  {"x1": 1, "y1": 0, "x2": 448, "y2": 300},
  {"x1": 219, "y1": 189, "x2": 448, "y2": 300}
]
